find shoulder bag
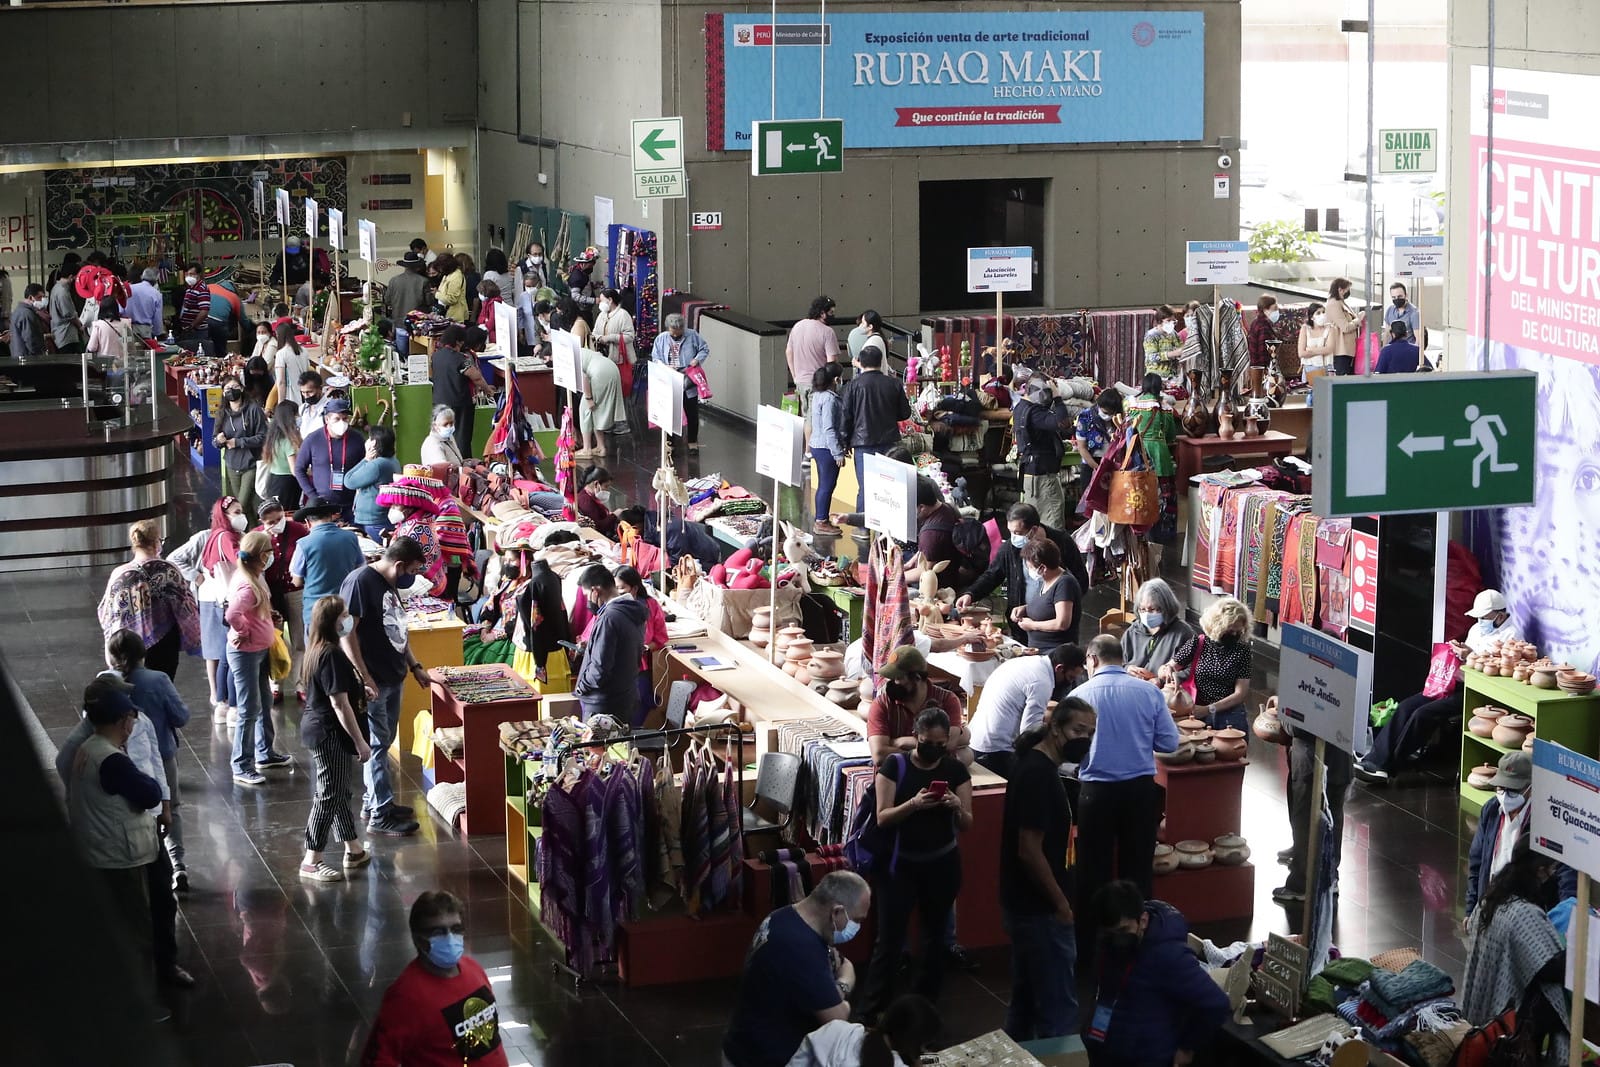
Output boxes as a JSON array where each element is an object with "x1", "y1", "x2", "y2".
[{"x1": 1107, "y1": 433, "x2": 1160, "y2": 528}]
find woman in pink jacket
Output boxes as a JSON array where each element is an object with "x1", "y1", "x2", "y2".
[{"x1": 227, "y1": 530, "x2": 292, "y2": 786}]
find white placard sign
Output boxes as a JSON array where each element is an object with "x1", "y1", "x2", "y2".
[
  {"x1": 550, "y1": 330, "x2": 582, "y2": 392},
  {"x1": 1532, "y1": 739, "x2": 1600, "y2": 879},
  {"x1": 1184, "y1": 240, "x2": 1251, "y2": 285},
  {"x1": 1277, "y1": 622, "x2": 1373, "y2": 755},
  {"x1": 407, "y1": 351, "x2": 431, "y2": 384},
  {"x1": 647, "y1": 360, "x2": 685, "y2": 433},
  {"x1": 863, "y1": 452, "x2": 918, "y2": 544},
  {"x1": 966, "y1": 246, "x2": 1033, "y2": 294},
  {"x1": 494, "y1": 301, "x2": 520, "y2": 357},
  {"x1": 594, "y1": 196, "x2": 614, "y2": 245},
  {"x1": 326, "y1": 207, "x2": 345, "y2": 250},
  {"x1": 357, "y1": 219, "x2": 378, "y2": 264},
  {"x1": 275, "y1": 188, "x2": 291, "y2": 226},
  {"x1": 1393, "y1": 235, "x2": 1445, "y2": 279},
  {"x1": 304, "y1": 197, "x2": 319, "y2": 239},
  {"x1": 252, "y1": 180, "x2": 265, "y2": 217},
  {"x1": 755, "y1": 404, "x2": 805, "y2": 487}
]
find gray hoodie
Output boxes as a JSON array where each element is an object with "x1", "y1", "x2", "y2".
[{"x1": 573, "y1": 593, "x2": 648, "y2": 720}]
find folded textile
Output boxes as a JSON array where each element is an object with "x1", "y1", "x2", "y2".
[
  {"x1": 1369, "y1": 960, "x2": 1454, "y2": 1013},
  {"x1": 427, "y1": 782, "x2": 468, "y2": 828},
  {"x1": 1319, "y1": 957, "x2": 1375, "y2": 988},
  {"x1": 433, "y1": 726, "x2": 465, "y2": 757}
]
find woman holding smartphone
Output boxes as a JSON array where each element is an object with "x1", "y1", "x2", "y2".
[{"x1": 860, "y1": 706, "x2": 974, "y2": 1023}]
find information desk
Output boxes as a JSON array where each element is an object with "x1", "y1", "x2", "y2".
[{"x1": 428, "y1": 664, "x2": 542, "y2": 836}]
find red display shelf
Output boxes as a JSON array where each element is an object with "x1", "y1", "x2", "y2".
[
  {"x1": 1154, "y1": 757, "x2": 1249, "y2": 845},
  {"x1": 428, "y1": 665, "x2": 542, "y2": 836},
  {"x1": 1153, "y1": 862, "x2": 1256, "y2": 923}
]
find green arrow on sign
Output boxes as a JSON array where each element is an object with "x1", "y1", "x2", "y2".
[{"x1": 640, "y1": 128, "x2": 676, "y2": 162}]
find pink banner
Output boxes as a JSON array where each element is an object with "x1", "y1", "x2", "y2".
[
  {"x1": 893, "y1": 105, "x2": 1061, "y2": 128},
  {"x1": 1469, "y1": 135, "x2": 1600, "y2": 364}
]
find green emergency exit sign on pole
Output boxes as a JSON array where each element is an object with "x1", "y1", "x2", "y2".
[
  {"x1": 751, "y1": 119, "x2": 844, "y2": 176},
  {"x1": 1311, "y1": 372, "x2": 1536, "y2": 517},
  {"x1": 1377, "y1": 129, "x2": 1437, "y2": 174}
]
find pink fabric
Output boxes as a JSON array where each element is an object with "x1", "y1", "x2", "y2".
[{"x1": 224, "y1": 577, "x2": 276, "y2": 651}]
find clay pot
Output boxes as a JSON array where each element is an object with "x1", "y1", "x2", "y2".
[
  {"x1": 1165, "y1": 680, "x2": 1195, "y2": 717},
  {"x1": 1175, "y1": 840, "x2": 1213, "y2": 869},
  {"x1": 751, "y1": 607, "x2": 773, "y2": 630},
  {"x1": 1492, "y1": 713, "x2": 1535, "y2": 748},
  {"x1": 1192, "y1": 741, "x2": 1218, "y2": 763},
  {"x1": 957, "y1": 605, "x2": 992, "y2": 623},
  {"x1": 1523, "y1": 732, "x2": 1536, "y2": 753},
  {"x1": 1158, "y1": 742, "x2": 1196, "y2": 765},
  {"x1": 1467, "y1": 763, "x2": 1499, "y2": 790},
  {"x1": 793, "y1": 667, "x2": 813, "y2": 687},
  {"x1": 1213, "y1": 834, "x2": 1251, "y2": 867},
  {"x1": 1467, "y1": 715, "x2": 1498, "y2": 739},
  {"x1": 1176, "y1": 717, "x2": 1209, "y2": 740},
  {"x1": 858, "y1": 676, "x2": 876, "y2": 704},
  {"x1": 749, "y1": 625, "x2": 771, "y2": 648},
  {"x1": 784, "y1": 639, "x2": 815, "y2": 664},
  {"x1": 1529, "y1": 666, "x2": 1561, "y2": 689},
  {"x1": 1512, "y1": 665, "x2": 1531, "y2": 683},
  {"x1": 781, "y1": 661, "x2": 799, "y2": 677},
  {"x1": 1475, "y1": 706, "x2": 1507, "y2": 723},
  {"x1": 775, "y1": 626, "x2": 808, "y2": 656},
  {"x1": 1216, "y1": 406, "x2": 1236, "y2": 440},
  {"x1": 826, "y1": 679, "x2": 859, "y2": 708},
  {"x1": 1253, "y1": 697, "x2": 1289, "y2": 745},
  {"x1": 1211, "y1": 728, "x2": 1248, "y2": 761},
  {"x1": 808, "y1": 650, "x2": 844, "y2": 682},
  {"x1": 1483, "y1": 663, "x2": 1501, "y2": 677},
  {"x1": 1153, "y1": 844, "x2": 1180, "y2": 876}
]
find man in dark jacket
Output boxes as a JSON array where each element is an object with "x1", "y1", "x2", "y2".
[
  {"x1": 384, "y1": 251, "x2": 432, "y2": 321},
  {"x1": 8, "y1": 283, "x2": 48, "y2": 358},
  {"x1": 956, "y1": 503, "x2": 1090, "y2": 642},
  {"x1": 1465, "y1": 752, "x2": 1576, "y2": 917},
  {"x1": 837, "y1": 346, "x2": 912, "y2": 510},
  {"x1": 572, "y1": 565, "x2": 647, "y2": 723},
  {"x1": 1087, "y1": 883, "x2": 1229, "y2": 1066},
  {"x1": 1013, "y1": 379, "x2": 1070, "y2": 529}
]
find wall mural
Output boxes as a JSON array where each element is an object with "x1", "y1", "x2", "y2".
[{"x1": 44, "y1": 156, "x2": 347, "y2": 252}]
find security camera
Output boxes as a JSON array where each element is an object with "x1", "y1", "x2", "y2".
[{"x1": 1217, "y1": 153, "x2": 1233, "y2": 170}]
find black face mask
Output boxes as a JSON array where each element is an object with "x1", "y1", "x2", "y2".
[
  {"x1": 916, "y1": 741, "x2": 947, "y2": 764},
  {"x1": 1061, "y1": 736, "x2": 1092, "y2": 764},
  {"x1": 885, "y1": 680, "x2": 913, "y2": 703},
  {"x1": 1392, "y1": 297, "x2": 1406, "y2": 307},
  {"x1": 1103, "y1": 929, "x2": 1140, "y2": 956},
  {"x1": 224, "y1": 389, "x2": 243, "y2": 403},
  {"x1": 1219, "y1": 632, "x2": 1242, "y2": 646}
]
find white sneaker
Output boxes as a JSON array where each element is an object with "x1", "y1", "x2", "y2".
[
  {"x1": 211, "y1": 702, "x2": 228, "y2": 725},
  {"x1": 226, "y1": 706, "x2": 240, "y2": 726}
]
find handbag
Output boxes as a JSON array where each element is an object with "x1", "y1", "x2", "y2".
[
  {"x1": 844, "y1": 753, "x2": 907, "y2": 876},
  {"x1": 267, "y1": 625, "x2": 293, "y2": 681},
  {"x1": 1178, "y1": 634, "x2": 1204, "y2": 701},
  {"x1": 685, "y1": 364, "x2": 714, "y2": 401},
  {"x1": 1422, "y1": 642, "x2": 1463, "y2": 698},
  {"x1": 1107, "y1": 433, "x2": 1160, "y2": 528}
]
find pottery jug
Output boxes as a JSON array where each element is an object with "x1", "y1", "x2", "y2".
[
  {"x1": 1213, "y1": 834, "x2": 1251, "y2": 866},
  {"x1": 1152, "y1": 844, "x2": 1180, "y2": 876},
  {"x1": 1492, "y1": 713, "x2": 1535, "y2": 748},
  {"x1": 1467, "y1": 715, "x2": 1497, "y2": 739},
  {"x1": 1212, "y1": 728, "x2": 1248, "y2": 761}
]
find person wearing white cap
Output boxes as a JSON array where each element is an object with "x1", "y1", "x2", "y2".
[
  {"x1": 1355, "y1": 588, "x2": 1519, "y2": 783},
  {"x1": 1464, "y1": 751, "x2": 1575, "y2": 922}
]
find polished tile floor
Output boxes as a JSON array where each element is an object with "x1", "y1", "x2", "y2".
[{"x1": 11, "y1": 407, "x2": 1483, "y2": 1065}]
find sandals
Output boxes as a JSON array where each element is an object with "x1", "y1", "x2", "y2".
[{"x1": 298, "y1": 861, "x2": 343, "y2": 883}]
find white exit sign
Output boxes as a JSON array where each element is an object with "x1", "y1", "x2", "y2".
[
  {"x1": 1377, "y1": 129, "x2": 1437, "y2": 174},
  {"x1": 691, "y1": 211, "x2": 723, "y2": 231}
]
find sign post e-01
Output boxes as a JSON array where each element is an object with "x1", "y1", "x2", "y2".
[
  {"x1": 755, "y1": 404, "x2": 806, "y2": 660},
  {"x1": 967, "y1": 246, "x2": 1032, "y2": 380},
  {"x1": 1311, "y1": 371, "x2": 1537, "y2": 517},
  {"x1": 632, "y1": 117, "x2": 686, "y2": 199},
  {"x1": 751, "y1": 119, "x2": 844, "y2": 176}
]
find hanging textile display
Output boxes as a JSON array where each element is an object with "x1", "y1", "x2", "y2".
[
  {"x1": 556, "y1": 405, "x2": 578, "y2": 518},
  {"x1": 1007, "y1": 310, "x2": 1097, "y2": 378},
  {"x1": 486, "y1": 367, "x2": 535, "y2": 473},
  {"x1": 1087, "y1": 308, "x2": 1159, "y2": 387},
  {"x1": 862, "y1": 538, "x2": 912, "y2": 682},
  {"x1": 1181, "y1": 302, "x2": 1249, "y2": 399}
]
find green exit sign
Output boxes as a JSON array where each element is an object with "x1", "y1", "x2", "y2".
[
  {"x1": 1377, "y1": 128, "x2": 1437, "y2": 173},
  {"x1": 1312, "y1": 371, "x2": 1536, "y2": 517},
  {"x1": 751, "y1": 119, "x2": 844, "y2": 176}
]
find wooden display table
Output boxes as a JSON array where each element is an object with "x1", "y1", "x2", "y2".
[
  {"x1": 1174, "y1": 429, "x2": 1296, "y2": 485},
  {"x1": 1459, "y1": 668, "x2": 1600, "y2": 811},
  {"x1": 428, "y1": 664, "x2": 542, "y2": 835},
  {"x1": 397, "y1": 611, "x2": 465, "y2": 756},
  {"x1": 1152, "y1": 755, "x2": 1254, "y2": 923}
]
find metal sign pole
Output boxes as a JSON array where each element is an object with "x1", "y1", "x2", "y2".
[
  {"x1": 769, "y1": 475, "x2": 782, "y2": 664},
  {"x1": 1571, "y1": 873, "x2": 1590, "y2": 1067},
  {"x1": 660, "y1": 429, "x2": 670, "y2": 596},
  {"x1": 1300, "y1": 736, "x2": 1327, "y2": 938}
]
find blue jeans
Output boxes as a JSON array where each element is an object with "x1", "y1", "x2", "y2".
[
  {"x1": 362, "y1": 679, "x2": 406, "y2": 814},
  {"x1": 227, "y1": 646, "x2": 276, "y2": 775},
  {"x1": 1004, "y1": 911, "x2": 1079, "y2": 1039},
  {"x1": 811, "y1": 447, "x2": 840, "y2": 524},
  {"x1": 853, "y1": 444, "x2": 889, "y2": 512}
]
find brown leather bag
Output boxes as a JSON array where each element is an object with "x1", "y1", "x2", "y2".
[{"x1": 1108, "y1": 433, "x2": 1160, "y2": 527}]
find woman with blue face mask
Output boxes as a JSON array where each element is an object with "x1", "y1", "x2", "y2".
[{"x1": 1119, "y1": 578, "x2": 1195, "y2": 678}]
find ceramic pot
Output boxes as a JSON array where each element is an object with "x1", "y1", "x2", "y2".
[
  {"x1": 749, "y1": 626, "x2": 771, "y2": 648},
  {"x1": 1165, "y1": 682, "x2": 1195, "y2": 717},
  {"x1": 1467, "y1": 715, "x2": 1497, "y2": 739},
  {"x1": 1523, "y1": 732, "x2": 1536, "y2": 753},
  {"x1": 1212, "y1": 728, "x2": 1248, "y2": 761},
  {"x1": 782, "y1": 661, "x2": 799, "y2": 677},
  {"x1": 793, "y1": 667, "x2": 813, "y2": 687},
  {"x1": 958, "y1": 605, "x2": 992, "y2": 623},
  {"x1": 1213, "y1": 834, "x2": 1251, "y2": 866},
  {"x1": 1153, "y1": 844, "x2": 1180, "y2": 876},
  {"x1": 751, "y1": 607, "x2": 773, "y2": 630},
  {"x1": 1492, "y1": 713, "x2": 1535, "y2": 747},
  {"x1": 1192, "y1": 741, "x2": 1218, "y2": 763},
  {"x1": 1158, "y1": 742, "x2": 1196, "y2": 766},
  {"x1": 1484, "y1": 663, "x2": 1501, "y2": 677},
  {"x1": 859, "y1": 676, "x2": 876, "y2": 704},
  {"x1": 1475, "y1": 706, "x2": 1507, "y2": 723},
  {"x1": 1176, "y1": 717, "x2": 1209, "y2": 737},
  {"x1": 784, "y1": 639, "x2": 815, "y2": 664},
  {"x1": 1467, "y1": 763, "x2": 1499, "y2": 790},
  {"x1": 808, "y1": 651, "x2": 844, "y2": 681},
  {"x1": 1175, "y1": 840, "x2": 1213, "y2": 869},
  {"x1": 775, "y1": 626, "x2": 808, "y2": 656},
  {"x1": 827, "y1": 679, "x2": 859, "y2": 708},
  {"x1": 1529, "y1": 666, "x2": 1560, "y2": 689}
]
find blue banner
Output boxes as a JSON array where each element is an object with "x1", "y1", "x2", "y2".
[{"x1": 707, "y1": 10, "x2": 1205, "y2": 151}]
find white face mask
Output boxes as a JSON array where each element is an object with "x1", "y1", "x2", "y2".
[
  {"x1": 1313, "y1": 313, "x2": 1328, "y2": 327},
  {"x1": 337, "y1": 615, "x2": 355, "y2": 637},
  {"x1": 593, "y1": 488, "x2": 612, "y2": 506},
  {"x1": 1266, "y1": 310, "x2": 1281, "y2": 323},
  {"x1": 268, "y1": 518, "x2": 286, "y2": 535},
  {"x1": 1010, "y1": 533, "x2": 1030, "y2": 549},
  {"x1": 185, "y1": 275, "x2": 199, "y2": 286},
  {"x1": 229, "y1": 513, "x2": 247, "y2": 533},
  {"x1": 530, "y1": 256, "x2": 544, "y2": 265},
  {"x1": 328, "y1": 419, "x2": 349, "y2": 438},
  {"x1": 257, "y1": 333, "x2": 270, "y2": 345},
  {"x1": 388, "y1": 506, "x2": 408, "y2": 525},
  {"x1": 262, "y1": 553, "x2": 275, "y2": 570},
  {"x1": 436, "y1": 422, "x2": 454, "y2": 437},
  {"x1": 599, "y1": 299, "x2": 613, "y2": 312},
  {"x1": 1498, "y1": 790, "x2": 1528, "y2": 814}
]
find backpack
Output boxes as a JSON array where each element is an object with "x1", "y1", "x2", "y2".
[
  {"x1": 844, "y1": 753, "x2": 907, "y2": 877},
  {"x1": 1451, "y1": 1008, "x2": 1520, "y2": 1067}
]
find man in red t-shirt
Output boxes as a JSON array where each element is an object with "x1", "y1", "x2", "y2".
[
  {"x1": 865, "y1": 645, "x2": 972, "y2": 767},
  {"x1": 362, "y1": 891, "x2": 509, "y2": 1067}
]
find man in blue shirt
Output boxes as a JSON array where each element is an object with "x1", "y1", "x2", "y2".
[
  {"x1": 1070, "y1": 635, "x2": 1178, "y2": 911},
  {"x1": 289, "y1": 496, "x2": 366, "y2": 634},
  {"x1": 1375, "y1": 320, "x2": 1421, "y2": 374},
  {"x1": 1384, "y1": 282, "x2": 1421, "y2": 339},
  {"x1": 124, "y1": 268, "x2": 165, "y2": 338}
]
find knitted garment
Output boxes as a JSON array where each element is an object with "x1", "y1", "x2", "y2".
[
  {"x1": 1462, "y1": 897, "x2": 1569, "y2": 1059},
  {"x1": 1369, "y1": 960, "x2": 1454, "y2": 1014}
]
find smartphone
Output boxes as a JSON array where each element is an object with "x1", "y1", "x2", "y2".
[
  {"x1": 557, "y1": 640, "x2": 581, "y2": 658},
  {"x1": 670, "y1": 643, "x2": 698, "y2": 652},
  {"x1": 928, "y1": 780, "x2": 949, "y2": 798}
]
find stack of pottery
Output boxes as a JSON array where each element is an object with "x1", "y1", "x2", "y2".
[
  {"x1": 1468, "y1": 705, "x2": 1506, "y2": 738},
  {"x1": 783, "y1": 638, "x2": 816, "y2": 682},
  {"x1": 1559, "y1": 670, "x2": 1598, "y2": 695},
  {"x1": 1467, "y1": 763, "x2": 1499, "y2": 789},
  {"x1": 1491, "y1": 713, "x2": 1536, "y2": 748},
  {"x1": 1153, "y1": 843, "x2": 1180, "y2": 875},
  {"x1": 808, "y1": 649, "x2": 845, "y2": 683},
  {"x1": 1212, "y1": 834, "x2": 1251, "y2": 866},
  {"x1": 749, "y1": 608, "x2": 774, "y2": 648},
  {"x1": 1176, "y1": 718, "x2": 1210, "y2": 744},
  {"x1": 826, "y1": 678, "x2": 859, "y2": 709},
  {"x1": 1211, "y1": 728, "x2": 1248, "y2": 762},
  {"x1": 1174, "y1": 840, "x2": 1213, "y2": 869},
  {"x1": 1528, "y1": 662, "x2": 1572, "y2": 690},
  {"x1": 775, "y1": 626, "x2": 808, "y2": 659}
]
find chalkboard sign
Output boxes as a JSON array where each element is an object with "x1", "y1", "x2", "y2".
[{"x1": 1252, "y1": 933, "x2": 1308, "y2": 1018}]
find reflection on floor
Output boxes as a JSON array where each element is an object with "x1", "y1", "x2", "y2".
[{"x1": 10, "y1": 406, "x2": 1480, "y2": 1065}]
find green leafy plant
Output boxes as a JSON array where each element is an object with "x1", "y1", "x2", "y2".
[
  {"x1": 356, "y1": 327, "x2": 387, "y2": 372},
  {"x1": 1248, "y1": 220, "x2": 1321, "y2": 264}
]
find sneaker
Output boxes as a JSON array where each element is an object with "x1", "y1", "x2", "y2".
[
  {"x1": 1272, "y1": 885, "x2": 1306, "y2": 904},
  {"x1": 233, "y1": 771, "x2": 266, "y2": 787},
  {"x1": 299, "y1": 861, "x2": 344, "y2": 883},
  {"x1": 211, "y1": 702, "x2": 228, "y2": 725},
  {"x1": 387, "y1": 803, "x2": 415, "y2": 819},
  {"x1": 259, "y1": 753, "x2": 295, "y2": 771},
  {"x1": 1353, "y1": 760, "x2": 1390, "y2": 784},
  {"x1": 368, "y1": 812, "x2": 420, "y2": 837},
  {"x1": 226, "y1": 706, "x2": 240, "y2": 727},
  {"x1": 1276, "y1": 848, "x2": 1293, "y2": 866},
  {"x1": 343, "y1": 848, "x2": 372, "y2": 870},
  {"x1": 172, "y1": 866, "x2": 189, "y2": 894}
]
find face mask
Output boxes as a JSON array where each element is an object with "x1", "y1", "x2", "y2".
[
  {"x1": 1313, "y1": 313, "x2": 1328, "y2": 327},
  {"x1": 262, "y1": 553, "x2": 275, "y2": 570},
  {"x1": 1010, "y1": 533, "x2": 1030, "y2": 549},
  {"x1": 1140, "y1": 611, "x2": 1165, "y2": 630},
  {"x1": 501, "y1": 561, "x2": 519, "y2": 579},
  {"x1": 257, "y1": 334, "x2": 270, "y2": 344},
  {"x1": 224, "y1": 388, "x2": 243, "y2": 403},
  {"x1": 1219, "y1": 631, "x2": 1243, "y2": 646},
  {"x1": 1498, "y1": 790, "x2": 1528, "y2": 814},
  {"x1": 396, "y1": 571, "x2": 420, "y2": 590},
  {"x1": 599, "y1": 300, "x2": 613, "y2": 312},
  {"x1": 267, "y1": 518, "x2": 286, "y2": 535},
  {"x1": 388, "y1": 506, "x2": 408, "y2": 525},
  {"x1": 916, "y1": 741, "x2": 947, "y2": 763},
  {"x1": 1266, "y1": 310, "x2": 1281, "y2": 323},
  {"x1": 425, "y1": 932, "x2": 465, "y2": 969},
  {"x1": 1061, "y1": 735, "x2": 1093, "y2": 764},
  {"x1": 530, "y1": 256, "x2": 543, "y2": 265},
  {"x1": 229, "y1": 513, "x2": 247, "y2": 533},
  {"x1": 185, "y1": 275, "x2": 198, "y2": 286},
  {"x1": 1393, "y1": 297, "x2": 1407, "y2": 307},
  {"x1": 884, "y1": 680, "x2": 912, "y2": 703},
  {"x1": 33, "y1": 299, "x2": 47, "y2": 309},
  {"x1": 1161, "y1": 321, "x2": 1176, "y2": 334},
  {"x1": 328, "y1": 420, "x2": 348, "y2": 438},
  {"x1": 1025, "y1": 566, "x2": 1043, "y2": 583},
  {"x1": 593, "y1": 489, "x2": 612, "y2": 506},
  {"x1": 337, "y1": 615, "x2": 355, "y2": 637},
  {"x1": 435, "y1": 422, "x2": 454, "y2": 436},
  {"x1": 833, "y1": 913, "x2": 861, "y2": 945},
  {"x1": 1104, "y1": 929, "x2": 1140, "y2": 956}
]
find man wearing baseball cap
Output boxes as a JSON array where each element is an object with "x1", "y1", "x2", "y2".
[
  {"x1": 293, "y1": 398, "x2": 366, "y2": 521},
  {"x1": 865, "y1": 645, "x2": 971, "y2": 768},
  {"x1": 1465, "y1": 752, "x2": 1575, "y2": 920}
]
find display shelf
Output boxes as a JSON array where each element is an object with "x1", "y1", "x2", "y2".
[
  {"x1": 1152, "y1": 862, "x2": 1256, "y2": 924},
  {"x1": 1458, "y1": 668, "x2": 1600, "y2": 812},
  {"x1": 429, "y1": 666, "x2": 542, "y2": 835},
  {"x1": 1154, "y1": 757, "x2": 1249, "y2": 846}
]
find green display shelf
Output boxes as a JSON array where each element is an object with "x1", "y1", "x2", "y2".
[{"x1": 1458, "y1": 668, "x2": 1600, "y2": 813}]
